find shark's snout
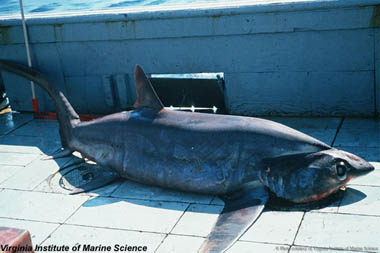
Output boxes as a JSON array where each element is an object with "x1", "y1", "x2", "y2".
[
  {"x1": 327, "y1": 149, "x2": 375, "y2": 179},
  {"x1": 351, "y1": 162, "x2": 375, "y2": 177}
]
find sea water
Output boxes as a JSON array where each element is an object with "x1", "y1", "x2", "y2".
[{"x1": 0, "y1": 0, "x2": 221, "y2": 16}]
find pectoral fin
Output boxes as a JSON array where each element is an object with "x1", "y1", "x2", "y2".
[{"x1": 199, "y1": 183, "x2": 268, "y2": 253}]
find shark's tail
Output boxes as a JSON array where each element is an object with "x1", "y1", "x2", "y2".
[{"x1": 0, "y1": 60, "x2": 80, "y2": 149}]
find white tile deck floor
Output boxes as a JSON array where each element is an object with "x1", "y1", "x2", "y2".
[{"x1": 0, "y1": 112, "x2": 379, "y2": 253}]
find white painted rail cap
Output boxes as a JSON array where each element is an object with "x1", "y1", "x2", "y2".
[{"x1": 1, "y1": 0, "x2": 380, "y2": 25}]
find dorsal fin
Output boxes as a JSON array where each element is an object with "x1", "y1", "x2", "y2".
[{"x1": 133, "y1": 65, "x2": 164, "y2": 110}]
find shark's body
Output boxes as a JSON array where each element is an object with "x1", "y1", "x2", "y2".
[
  {"x1": 0, "y1": 60, "x2": 374, "y2": 253},
  {"x1": 72, "y1": 108, "x2": 328, "y2": 195}
]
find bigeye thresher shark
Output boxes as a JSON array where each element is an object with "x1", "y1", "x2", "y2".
[{"x1": 0, "y1": 60, "x2": 374, "y2": 253}]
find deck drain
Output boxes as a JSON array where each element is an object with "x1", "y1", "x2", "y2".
[{"x1": 48, "y1": 162, "x2": 119, "y2": 194}]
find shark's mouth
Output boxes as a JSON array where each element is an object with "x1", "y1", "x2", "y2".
[
  {"x1": 296, "y1": 186, "x2": 341, "y2": 203},
  {"x1": 295, "y1": 175, "x2": 354, "y2": 203},
  {"x1": 267, "y1": 188, "x2": 345, "y2": 211}
]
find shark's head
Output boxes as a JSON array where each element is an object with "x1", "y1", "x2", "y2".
[{"x1": 259, "y1": 148, "x2": 374, "y2": 203}]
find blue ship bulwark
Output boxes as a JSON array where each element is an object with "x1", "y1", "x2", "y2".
[{"x1": 0, "y1": 0, "x2": 379, "y2": 117}]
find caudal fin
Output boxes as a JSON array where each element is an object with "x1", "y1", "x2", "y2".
[{"x1": 0, "y1": 60, "x2": 80, "y2": 149}]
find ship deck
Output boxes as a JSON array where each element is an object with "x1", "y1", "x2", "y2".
[{"x1": 0, "y1": 112, "x2": 379, "y2": 252}]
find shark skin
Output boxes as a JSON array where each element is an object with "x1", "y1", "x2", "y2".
[{"x1": 0, "y1": 60, "x2": 374, "y2": 253}]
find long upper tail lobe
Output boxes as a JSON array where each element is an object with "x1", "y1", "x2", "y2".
[{"x1": 0, "y1": 60, "x2": 80, "y2": 149}]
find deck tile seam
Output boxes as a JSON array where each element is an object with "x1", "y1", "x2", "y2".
[
  {"x1": 348, "y1": 183, "x2": 380, "y2": 187},
  {"x1": 0, "y1": 164, "x2": 27, "y2": 168},
  {"x1": 153, "y1": 203, "x2": 191, "y2": 252},
  {"x1": 99, "y1": 180, "x2": 126, "y2": 197},
  {"x1": 40, "y1": 195, "x2": 91, "y2": 245},
  {"x1": 291, "y1": 244, "x2": 373, "y2": 253},
  {"x1": 0, "y1": 216, "x2": 61, "y2": 225},
  {"x1": 304, "y1": 211, "x2": 380, "y2": 218},
  {"x1": 60, "y1": 222, "x2": 172, "y2": 237},
  {"x1": 11, "y1": 134, "x2": 59, "y2": 138},
  {"x1": 290, "y1": 210, "x2": 306, "y2": 247},
  {"x1": 72, "y1": 194, "x2": 223, "y2": 205},
  {"x1": 2, "y1": 117, "x2": 35, "y2": 136},
  {"x1": 31, "y1": 156, "x2": 74, "y2": 192},
  {"x1": 21, "y1": 153, "x2": 44, "y2": 167},
  {"x1": 0, "y1": 151, "x2": 53, "y2": 155},
  {"x1": 0, "y1": 155, "x2": 43, "y2": 185},
  {"x1": 0, "y1": 187, "x2": 73, "y2": 195},
  {"x1": 0, "y1": 216, "x2": 62, "y2": 225},
  {"x1": 237, "y1": 240, "x2": 291, "y2": 246},
  {"x1": 0, "y1": 155, "x2": 72, "y2": 192},
  {"x1": 0, "y1": 184, "x2": 219, "y2": 205}
]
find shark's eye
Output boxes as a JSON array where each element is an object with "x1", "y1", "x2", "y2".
[{"x1": 336, "y1": 163, "x2": 347, "y2": 180}]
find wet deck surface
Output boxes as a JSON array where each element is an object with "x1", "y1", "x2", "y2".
[{"x1": 0, "y1": 112, "x2": 379, "y2": 253}]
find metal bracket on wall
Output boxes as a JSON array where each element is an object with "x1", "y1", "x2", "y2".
[
  {"x1": 102, "y1": 74, "x2": 130, "y2": 109},
  {"x1": 216, "y1": 74, "x2": 225, "y2": 92},
  {"x1": 102, "y1": 75, "x2": 114, "y2": 107}
]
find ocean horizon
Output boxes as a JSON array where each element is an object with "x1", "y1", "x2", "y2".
[{"x1": 1, "y1": 0, "x2": 222, "y2": 16}]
